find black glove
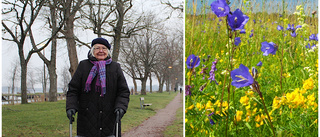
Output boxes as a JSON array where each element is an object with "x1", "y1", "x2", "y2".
[
  {"x1": 67, "y1": 109, "x2": 76, "y2": 123},
  {"x1": 114, "y1": 108, "x2": 125, "y2": 119}
]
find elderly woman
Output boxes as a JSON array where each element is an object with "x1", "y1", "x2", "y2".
[{"x1": 66, "y1": 37, "x2": 130, "y2": 137}]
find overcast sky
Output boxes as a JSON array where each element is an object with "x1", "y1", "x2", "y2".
[{"x1": 1, "y1": 0, "x2": 183, "y2": 89}]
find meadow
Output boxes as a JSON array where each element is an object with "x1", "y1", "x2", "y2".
[
  {"x1": 2, "y1": 92, "x2": 178, "y2": 136},
  {"x1": 185, "y1": 0, "x2": 318, "y2": 136}
]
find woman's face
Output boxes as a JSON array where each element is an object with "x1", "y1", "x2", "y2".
[{"x1": 93, "y1": 44, "x2": 108, "y2": 61}]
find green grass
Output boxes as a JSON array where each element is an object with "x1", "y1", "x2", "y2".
[
  {"x1": 163, "y1": 94, "x2": 183, "y2": 137},
  {"x1": 2, "y1": 92, "x2": 178, "y2": 136}
]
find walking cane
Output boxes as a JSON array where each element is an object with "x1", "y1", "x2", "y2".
[
  {"x1": 116, "y1": 111, "x2": 120, "y2": 137},
  {"x1": 70, "y1": 115, "x2": 74, "y2": 137}
]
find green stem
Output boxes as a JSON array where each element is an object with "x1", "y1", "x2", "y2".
[{"x1": 260, "y1": 94, "x2": 276, "y2": 137}]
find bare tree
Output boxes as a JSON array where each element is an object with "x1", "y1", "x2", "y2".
[
  {"x1": 79, "y1": 0, "x2": 158, "y2": 62},
  {"x1": 155, "y1": 30, "x2": 183, "y2": 92},
  {"x1": 27, "y1": 68, "x2": 37, "y2": 94},
  {"x1": 60, "y1": 64, "x2": 71, "y2": 95},
  {"x1": 121, "y1": 14, "x2": 163, "y2": 95},
  {"x1": 2, "y1": 0, "x2": 46, "y2": 104},
  {"x1": 161, "y1": 0, "x2": 183, "y2": 17},
  {"x1": 8, "y1": 60, "x2": 20, "y2": 104},
  {"x1": 58, "y1": 0, "x2": 85, "y2": 76}
]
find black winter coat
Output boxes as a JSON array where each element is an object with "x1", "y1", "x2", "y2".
[{"x1": 66, "y1": 57, "x2": 130, "y2": 137}]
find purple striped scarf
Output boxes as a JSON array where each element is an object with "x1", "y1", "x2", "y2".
[{"x1": 85, "y1": 58, "x2": 112, "y2": 96}]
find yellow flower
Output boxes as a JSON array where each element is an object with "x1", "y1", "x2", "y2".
[
  {"x1": 303, "y1": 78, "x2": 314, "y2": 90},
  {"x1": 222, "y1": 101, "x2": 228, "y2": 108},
  {"x1": 307, "y1": 93, "x2": 315, "y2": 102},
  {"x1": 256, "y1": 123, "x2": 261, "y2": 127},
  {"x1": 272, "y1": 96, "x2": 281, "y2": 109},
  {"x1": 188, "y1": 104, "x2": 195, "y2": 110},
  {"x1": 245, "y1": 116, "x2": 250, "y2": 122},
  {"x1": 240, "y1": 95, "x2": 250, "y2": 106},
  {"x1": 246, "y1": 90, "x2": 254, "y2": 97},
  {"x1": 255, "y1": 115, "x2": 261, "y2": 122},
  {"x1": 196, "y1": 103, "x2": 202, "y2": 110},
  {"x1": 205, "y1": 101, "x2": 214, "y2": 111},
  {"x1": 245, "y1": 104, "x2": 251, "y2": 110},
  {"x1": 235, "y1": 111, "x2": 243, "y2": 122},
  {"x1": 185, "y1": 119, "x2": 188, "y2": 123}
]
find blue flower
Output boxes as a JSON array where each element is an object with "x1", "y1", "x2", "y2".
[
  {"x1": 277, "y1": 25, "x2": 283, "y2": 31},
  {"x1": 306, "y1": 43, "x2": 316, "y2": 49},
  {"x1": 185, "y1": 85, "x2": 191, "y2": 96},
  {"x1": 261, "y1": 41, "x2": 277, "y2": 56},
  {"x1": 209, "y1": 119, "x2": 215, "y2": 125},
  {"x1": 227, "y1": 9, "x2": 249, "y2": 30},
  {"x1": 240, "y1": 29, "x2": 246, "y2": 34},
  {"x1": 186, "y1": 54, "x2": 200, "y2": 69},
  {"x1": 208, "y1": 112, "x2": 215, "y2": 125},
  {"x1": 287, "y1": 24, "x2": 295, "y2": 31},
  {"x1": 257, "y1": 61, "x2": 262, "y2": 66},
  {"x1": 235, "y1": 37, "x2": 241, "y2": 46},
  {"x1": 210, "y1": 0, "x2": 230, "y2": 17},
  {"x1": 309, "y1": 34, "x2": 318, "y2": 41},
  {"x1": 231, "y1": 64, "x2": 254, "y2": 88},
  {"x1": 250, "y1": 33, "x2": 253, "y2": 38},
  {"x1": 208, "y1": 59, "x2": 218, "y2": 84},
  {"x1": 296, "y1": 25, "x2": 302, "y2": 29},
  {"x1": 291, "y1": 31, "x2": 297, "y2": 37}
]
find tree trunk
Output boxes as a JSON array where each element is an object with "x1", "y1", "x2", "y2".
[
  {"x1": 48, "y1": 66, "x2": 57, "y2": 102},
  {"x1": 20, "y1": 60, "x2": 28, "y2": 104},
  {"x1": 112, "y1": 0, "x2": 125, "y2": 62},
  {"x1": 141, "y1": 78, "x2": 147, "y2": 95},
  {"x1": 133, "y1": 78, "x2": 137, "y2": 94},
  {"x1": 149, "y1": 75, "x2": 152, "y2": 93},
  {"x1": 159, "y1": 82, "x2": 164, "y2": 93},
  {"x1": 166, "y1": 79, "x2": 170, "y2": 92},
  {"x1": 11, "y1": 79, "x2": 15, "y2": 105},
  {"x1": 65, "y1": 1, "x2": 79, "y2": 76}
]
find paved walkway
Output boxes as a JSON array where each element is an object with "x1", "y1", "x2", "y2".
[{"x1": 123, "y1": 93, "x2": 182, "y2": 137}]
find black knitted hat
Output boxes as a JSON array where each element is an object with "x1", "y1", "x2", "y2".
[{"x1": 91, "y1": 37, "x2": 111, "y2": 49}]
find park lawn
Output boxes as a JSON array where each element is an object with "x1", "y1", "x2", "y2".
[
  {"x1": 163, "y1": 95, "x2": 183, "y2": 137},
  {"x1": 2, "y1": 92, "x2": 177, "y2": 137}
]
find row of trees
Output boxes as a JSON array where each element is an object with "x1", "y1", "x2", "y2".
[{"x1": 2, "y1": 0, "x2": 183, "y2": 103}]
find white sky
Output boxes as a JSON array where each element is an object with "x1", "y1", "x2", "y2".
[{"x1": 1, "y1": 0, "x2": 183, "y2": 89}]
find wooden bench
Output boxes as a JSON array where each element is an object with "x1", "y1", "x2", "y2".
[{"x1": 140, "y1": 97, "x2": 152, "y2": 109}]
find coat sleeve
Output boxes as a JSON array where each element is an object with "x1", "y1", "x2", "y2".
[
  {"x1": 114, "y1": 63, "x2": 130, "y2": 113},
  {"x1": 66, "y1": 61, "x2": 84, "y2": 111}
]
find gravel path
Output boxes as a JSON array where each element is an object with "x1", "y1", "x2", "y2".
[{"x1": 123, "y1": 93, "x2": 182, "y2": 137}]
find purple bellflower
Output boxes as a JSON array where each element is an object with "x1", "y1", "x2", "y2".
[
  {"x1": 277, "y1": 25, "x2": 283, "y2": 31},
  {"x1": 208, "y1": 112, "x2": 215, "y2": 125},
  {"x1": 261, "y1": 41, "x2": 277, "y2": 56},
  {"x1": 287, "y1": 24, "x2": 295, "y2": 31},
  {"x1": 306, "y1": 43, "x2": 316, "y2": 49},
  {"x1": 208, "y1": 59, "x2": 218, "y2": 84},
  {"x1": 291, "y1": 31, "x2": 297, "y2": 37},
  {"x1": 235, "y1": 37, "x2": 241, "y2": 46},
  {"x1": 231, "y1": 64, "x2": 254, "y2": 88},
  {"x1": 257, "y1": 61, "x2": 262, "y2": 66},
  {"x1": 210, "y1": 0, "x2": 230, "y2": 17},
  {"x1": 186, "y1": 54, "x2": 200, "y2": 69},
  {"x1": 185, "y1": 85, "x2": 191, "y2": 96},
  {"x1": 240, "y1": 29, "x2": 246, "y2": 34},
  {"x1": 309, "y1": 34, "x2": 318, "y2": 41},
  {"x1": 296, "y1": 25, "x2": 302, "y2": 29},
  {"x1": 250, "y1": 33, "x2": 253, "y2": 38},
  {"x1": 227, "y1": 9, "x2": 249, "y2": 30}
]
